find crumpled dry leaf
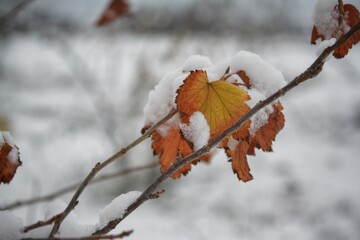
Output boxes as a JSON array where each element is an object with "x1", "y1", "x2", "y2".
[
  {"x1": 96, "y1": 0, "x2": 129, "y2": 27},
  {"x1": 151, "y1": 127, "x2": 209, "y2": 179},
  {"x1": 0, "y1": 132, "x2": 21, "y2": 184},
  {"x1": 311, "y1": 3, "x2": 360, "y2": 58}
]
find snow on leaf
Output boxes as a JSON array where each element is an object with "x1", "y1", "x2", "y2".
[
  {"x1": 229, "y1": 51, "x2": 286, "y2": 98},
  {"x1": 145, "y1": 52, "x2": 285, "y2": 182},
  {"x1": 143, "y1": 56, "x2": 213, "y2": 180},
  {"x1": 151, "y1": 127, "x2": 209, "y2": 179},
  {"x1": 312, "y1": 0, "x2": 339, "y2": 42},
  {"x1": 176, "y1": 70, "x2": 250, "y2": 140},
  {"x1": 0, "y1": 132, "x2": 21, "y2": 184},
  {"x1": 311, "y1": 2, "x2": 360, "y2": 58},
  {"x1": 222, "y1": 70, "x2": 285, "y2": 182},
  {"x1": 333, "y1": 4, "x2": 360, "y2": 58},
  {"x1": 96, "y1": 0, "x2": 129, "y2": 27},
  {"x1": 222, "y1": 103, "x2": 284, "y2": 183},
  {"x1": 180, "y1": 111, "x2": 210, "y2": 151},
  {"x1": 249, "y1": 103, "x2": 285, "y2": 153},
  {"x1": 143, "y1": 55, "x2": 212, "y2": 131}
]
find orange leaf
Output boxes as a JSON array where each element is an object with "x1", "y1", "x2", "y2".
[
  {"x1": 311, "y1": 25, "x2": 324, "y2": 44},
  {"x1": 0, "y1": 134, "x2": 22, "y2": 184},
  {"x1": 176, "y1": 70, "x2": 250, "y2": 140},
  {"x1": 96, "y1": 0, "x2": 129, "y2": 27},
  {"x1": 222, "y1": 139, "x2": 252, "y2": 182},
  {"x1": 232, "y1": 141, "x2": 253, "y2": 182},
  {"x1": 333, "y1": 4, "x2": 360, "y2": 58},
  {"x1": 251, "y1": 103, "x2": 285, "y2": 152},
  {"x1": 223, "y1": 104, "x2": 284, "y2": 182},
  {"x1": 236, "y1": 70, "x2": 252, "y2": 89},
  {"x1": 151, "y1": 127, "x2": 209, "y2": 179},
  {"x1": 311, "y1": 3, "x2": 360, "y2": 58},
  {"x1": 221, "y1": 70, "x2": 285, "y2": 182}
]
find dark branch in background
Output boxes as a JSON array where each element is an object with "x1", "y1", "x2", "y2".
[
  {"x1": 53, "y1": 35, "x2": 120, "y2": 149},
  {"x1": 48, "y1": 108, "x2": 178, "y2": 237},
  {"x1": 1, "y1": 162, "x2": 158, "y2": 211},
  {"x1": 92, "y1": 22, "x2": 360, "y2": 236},
  {"x1": 22, "y1": 230, "x2": 133, "y2": 240},
  {"x1": 0, "y1": 0, "x2": 35, "y2": 29}
]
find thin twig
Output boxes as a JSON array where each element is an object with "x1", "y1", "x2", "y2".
[
  {"x1": 92, "y1": 21, "x2": 360, "y2": 236},
  {"x1": 48, "y1": 108, "x2": 178, "y2": 237},
  {"x1": 0, "y1": 0, "x2": 35, "y2": 29},
  {"x1": 22, "y1": 230, "x2": 133, "y2": 240},
  {"x1": 337, "y1": 0, "x2": 345, "y2": 38},
  {"x1": 23, "y1": 213, "x2": 64, "y2": 233},
  {"x1": 1, "y1": 162, "x2": 158, "y2": 210}
]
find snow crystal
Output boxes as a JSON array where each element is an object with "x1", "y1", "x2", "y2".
[
  {"x1": 230, "y1": 51, "x2": 286, "y2": 97},
  {"x1": 180, "y1": 112, "x2": 210, "y2": 150},
  {"x1": 316, "y1": 38, "x2": 336, "y2": 58},
  {"x1": 0, "y1": 211, "x2": 23, "y2": 240},
  {"x1": 312, "y1": 0, "x2": 339, "y2": 40},
  {"x1": 98, "y1": 191, "x2": 142, "y2": 228},
  {"x1": 0, "y1": 131, "x2": 20, "y2": 164}
]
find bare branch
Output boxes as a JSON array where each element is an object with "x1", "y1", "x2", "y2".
[
  {"x1": 1, "y1": 162, "x2": 158, "y2": 211},
  {"x1": 0, "y1": 0, "x2": 35, "y2": 29},
  {"x1": 48, "y1": 108, "x2": 177, "y2": 237},
  {"x1": 23, "y1": 213, "x2": 64, "y2": 233},
  {"x1": 93, "y1": 21, "x2": 360, "y2": 236},
  {"x1": 22, "y1": 230, "x2": 133, "y2": 240},
  {"x1": 148, "y1": 189, "x2": 165, "y2": 200}
]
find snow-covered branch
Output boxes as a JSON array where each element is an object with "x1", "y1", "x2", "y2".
[{"x1": 93, "y1": 21, "x2": 360, "y2": 236}]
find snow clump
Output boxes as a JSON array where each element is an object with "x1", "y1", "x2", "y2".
[
  {"x1": 312, "y1": 0, "x2": 346, "y2": 40},
  {"x1": 98, "y1": 191, "x2": 142, "y2": 228},
  {"x1": 180, "y1": 112, "x2": 210, "y2": 150},
  {"x1": 229, "y1": 51, "x2": 286, "y2": 135}
]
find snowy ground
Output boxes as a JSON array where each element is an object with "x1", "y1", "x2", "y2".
[{"x1": 1, "y1": 30, "x2": 360, "y2": 240}]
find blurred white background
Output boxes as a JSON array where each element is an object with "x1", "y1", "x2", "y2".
[{"x1": 1, "y1": 0, "x2": 360, "y2": 239}]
